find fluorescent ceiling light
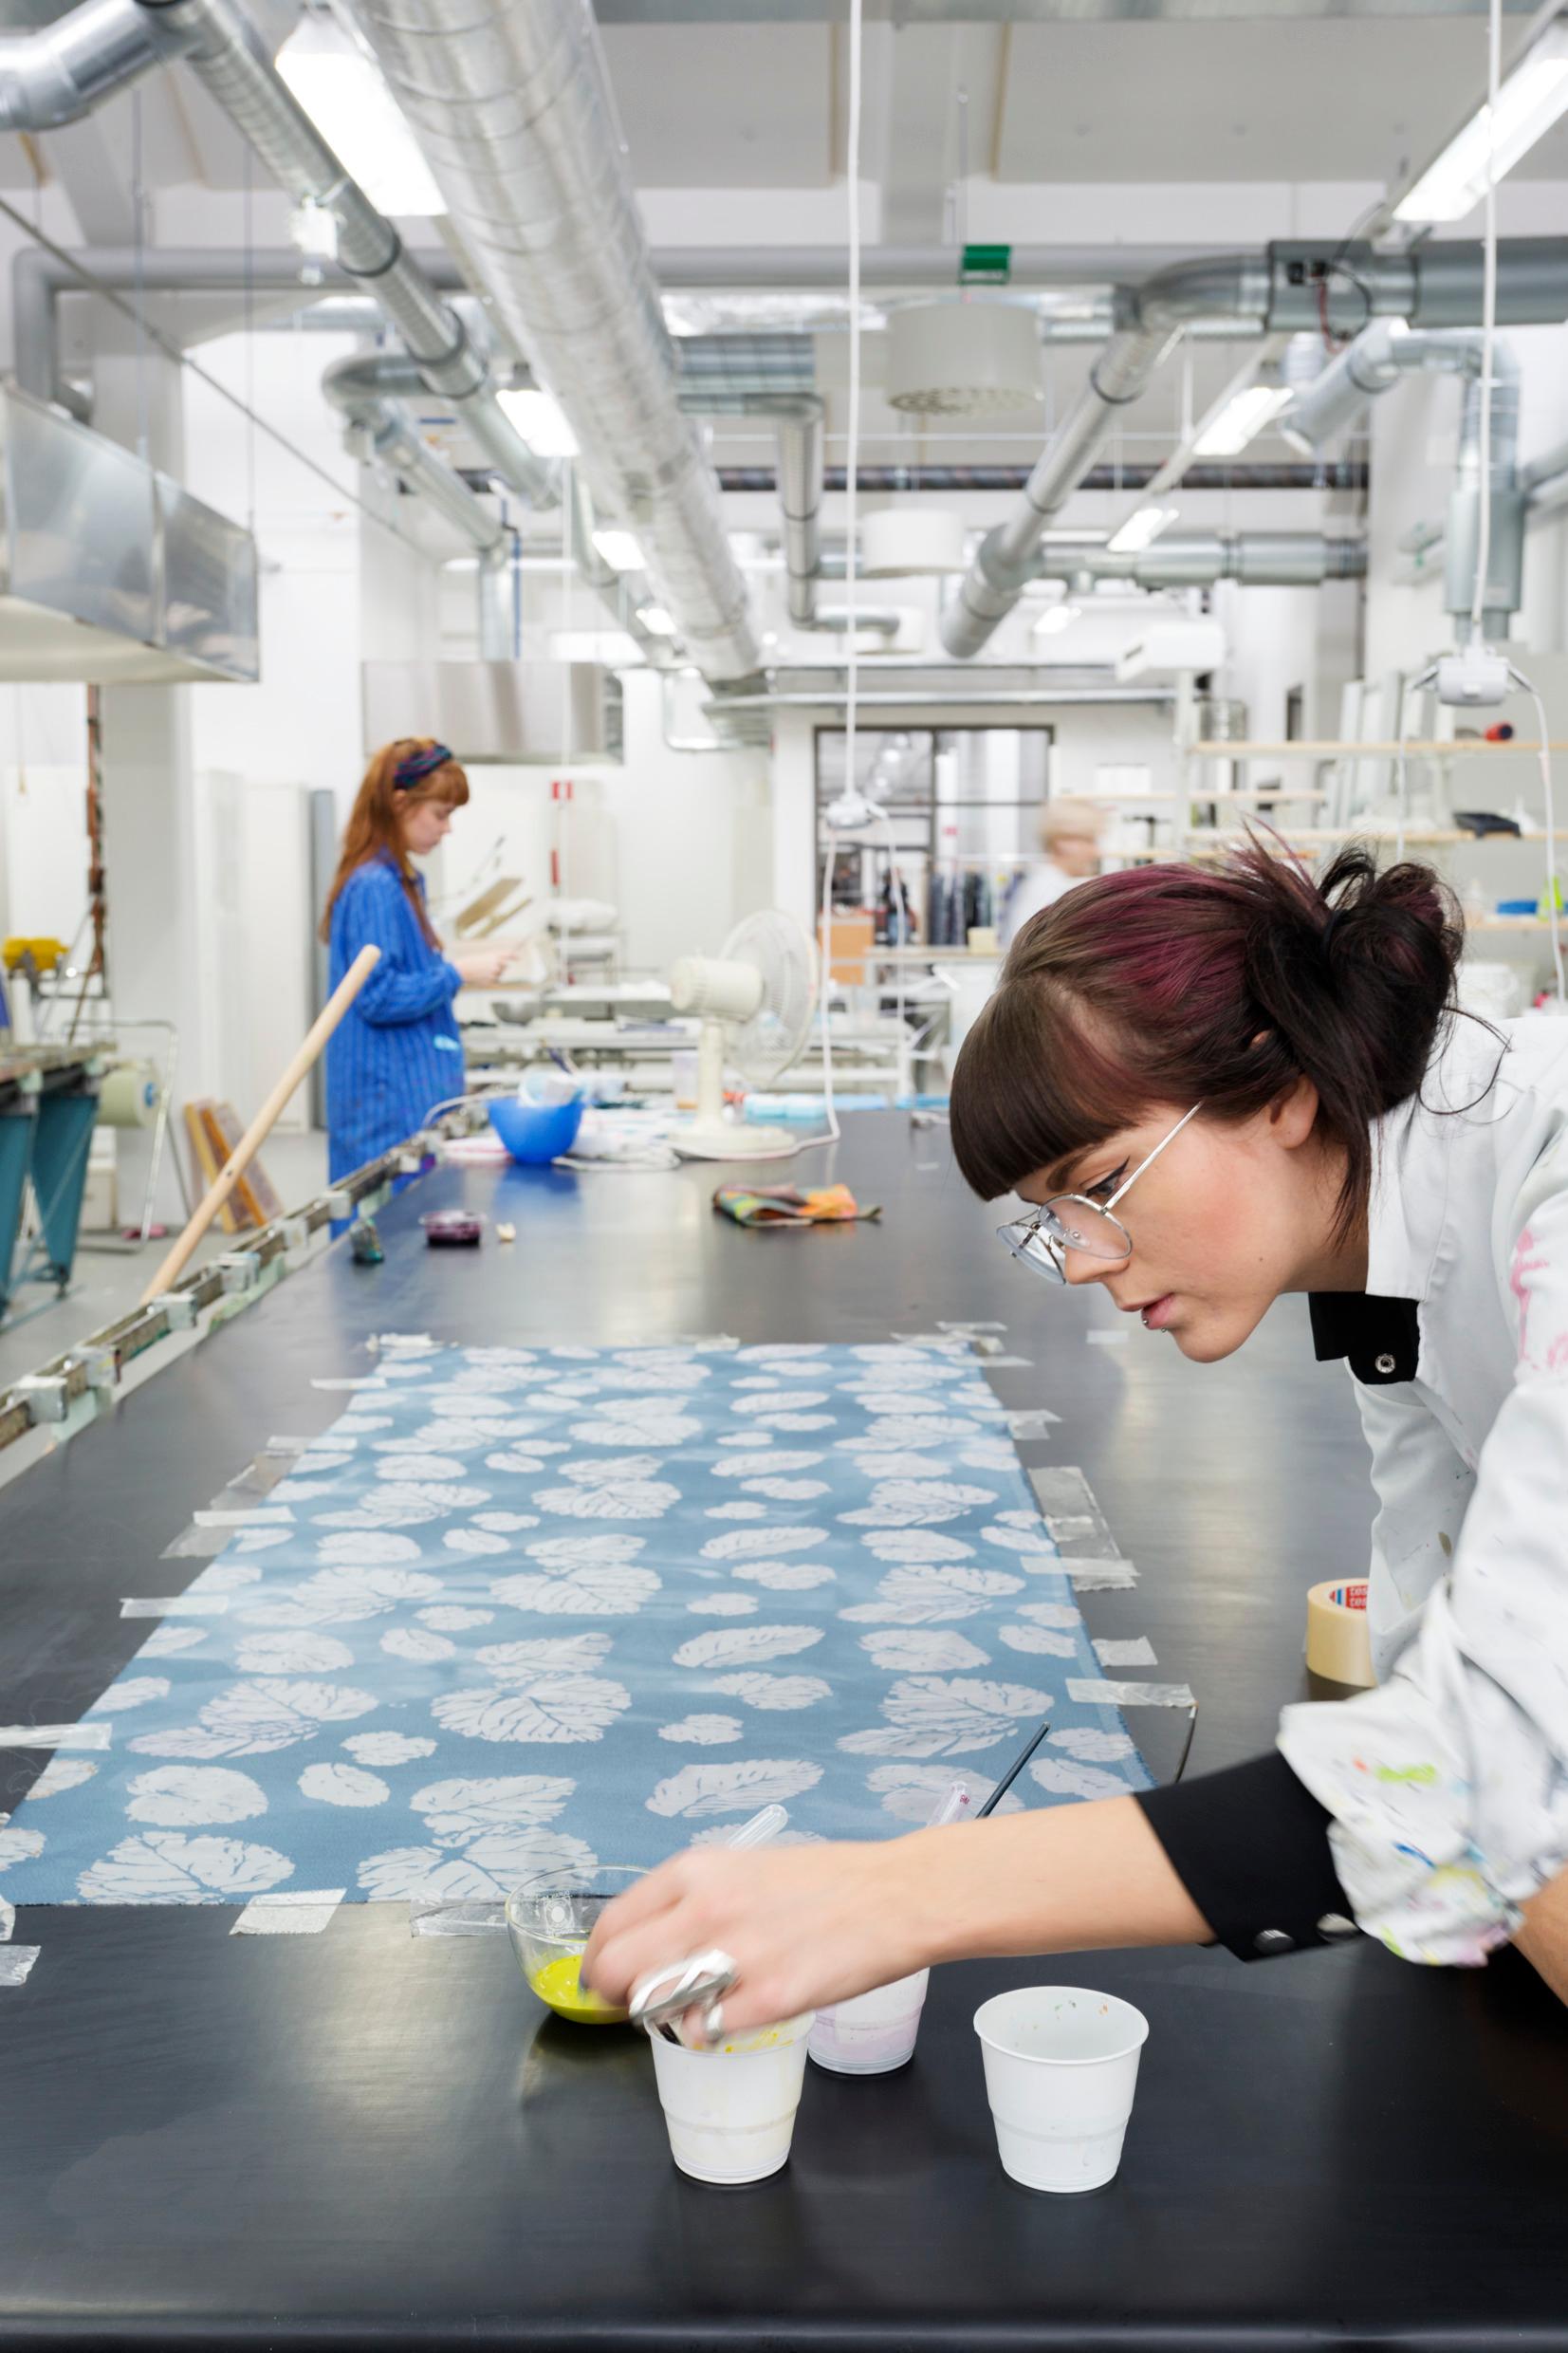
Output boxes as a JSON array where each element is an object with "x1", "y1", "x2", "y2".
[
  {"x1": 1395, "y1": 19, "x2": 1568, "y2": 222},
  {"x1": 1107, "y1": 506, "x2": 1179, "y2": 556},
  {"x1": 1042, "y1": 528, "x2": 1110, "y2": 545},
  {"x1": 496, "y1": 389, "x2": 579, "y2": 458},
  {"x1": 277, "y1": 21, "x2": 444, "y2": 217},
  {"x1": 636, "y1": 603, "x2": 678, "y2": 637},
  {"x1": 1033, "y1": 602, "x2": 1080, "y2": 636},
  {"x1": 1192, "y1": 384, "x2": 1292, "y2": 457},
  {"x1": 592, "y1": 528, "x2": 646, "y2": 572}
]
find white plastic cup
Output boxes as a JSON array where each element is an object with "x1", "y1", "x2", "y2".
[
  {"x1": 972, "y1": 1986, "x2": 1150, "y2": 2195},
  {"x1": 809, "y1": 1970, "x2": 931, "y2": 2076},
  {"x1": 649, "y1": 2012, "x2": 815, "y2": 2184}
]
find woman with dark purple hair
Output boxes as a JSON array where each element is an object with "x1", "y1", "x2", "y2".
[{"x1": 583, "y1": 842, "x2": 1568, "y2": 2024}]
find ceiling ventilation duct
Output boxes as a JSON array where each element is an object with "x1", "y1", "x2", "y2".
[
  {"x1": 362, "y1": 659, "x2": 621, "y2": 765},
  {"x1": 345, "y1": 0, "x2": 761, "y2": 683},
  {"x1": 884, "y1": 302, "x2": 1043, "y2": 417},
  {"x1": 0, "y1": 385, "x2": 257, "y2": 683},
  {"x1": 860, "y1": 509, "x2": 968, "y2": 578}
]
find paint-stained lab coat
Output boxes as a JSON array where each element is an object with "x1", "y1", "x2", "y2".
[{"x1": 1279, "y1": 1013, "x2": 1568, "y2": 1964}]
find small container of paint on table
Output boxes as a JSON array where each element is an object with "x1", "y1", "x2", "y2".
[
  {"x1": 649, "y1": 2012, "x2": 816, "y2": 2184},
  {"x1": 506, "y1": 1865, "x2": 645, "y2": 2025}
]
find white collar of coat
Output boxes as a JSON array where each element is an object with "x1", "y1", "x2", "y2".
[{"x1": 1363, "y1": 1018, "x2": 1514, "y2": 1306}]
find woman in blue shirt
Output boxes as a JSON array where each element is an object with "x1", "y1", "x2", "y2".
[{"x1": 320, "y1": 737, "x2": 512, "y2": 1181}]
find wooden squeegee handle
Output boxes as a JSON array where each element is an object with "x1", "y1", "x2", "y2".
[{"x1": 138, "y1": 943, "x2": 381, "y2": 1307}]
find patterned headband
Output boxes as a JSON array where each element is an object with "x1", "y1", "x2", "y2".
[{"x1": 393, "y1": 742, "x2": 454, "y2": 790}]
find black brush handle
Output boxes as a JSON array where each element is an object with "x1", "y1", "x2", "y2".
[{"x1": 974, "y1": 1714, "x2": 1053, "y2": 1818}]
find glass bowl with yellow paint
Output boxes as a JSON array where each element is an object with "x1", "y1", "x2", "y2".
[{"x1": 506, "y1": 1866, "x2": 644, "y2": 2026}]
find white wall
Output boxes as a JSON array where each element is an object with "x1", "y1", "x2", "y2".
[{"x1": 445, "y1": 668, "x2": 771, "y2": 973}]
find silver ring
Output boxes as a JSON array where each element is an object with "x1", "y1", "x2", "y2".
[
  {"x1": 628, "y1": 1948, "x2": 739, "y2": 2036},
  {"x1": 702, "y1": 2001, "x2": 725, "y2": 2047}
]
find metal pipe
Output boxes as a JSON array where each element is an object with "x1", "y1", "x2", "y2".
[
  {"x1": 322, "y1": 350, "x2": 504, "y2": 557},
  {"x1": 1027, "y1": 531, "x2": 1367, "y2": 588},
  {"x1": 131, "y1": 0, "x2": 556, "y2": 513},
  {"x1": 347, "y1": 0, "x2": 761, "y2": 683},
  {"x1": 0, "y1": 0, "x2": 173, "y2": 129},
  {"x1": 1279, "y1": 318, "x2": 1524, "y2": 629},
  {"x1": 940, "y1": 237, "x2": 1568, "y2": 661}
]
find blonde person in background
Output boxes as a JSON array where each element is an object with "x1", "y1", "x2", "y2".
[{"x1": 1001, "y1": 797, "x2": 1105, "y2": 949}]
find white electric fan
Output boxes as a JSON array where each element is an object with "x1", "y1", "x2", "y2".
[{"x1": 668, "y1": 911, "x2": 818, "y2": 1160}]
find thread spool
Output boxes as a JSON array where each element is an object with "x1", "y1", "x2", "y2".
[
  {"x1": 96, "y1": 1064, "x2": 160, "y2": 1129},
  {"x1": 1304, "y1": 1579, "x2": 1374, "y2": 1688}
]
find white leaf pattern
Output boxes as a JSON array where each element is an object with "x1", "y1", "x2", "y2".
[
  {"x1": 299, "y1": 1763, "x2": 391, "y2": 1807},
  {"x1": 839, "y1": 1479, "x2": 996, "y2": 1529},
  {"x1": 411, "y1": 1774, "x2": 574, "y2": 1843},
  {"x1": 343, "y1": 1733, "x2": 436, "y2": 1766},
  {"x1": 673, "y1": 1624, "x2": 826, "y2": 1670},
  {"x1": 476, "y1": 1634, "x2": 615, "y2": 1677},
  {"x1": 126, "y1": 1679, "x2": 378, "y2": 1759},
  {"x1": 234, "y1": 1633, "x2": 356, "y2": 1676},
  {"x1": 431, "y1": 1677, "x2": 632, "y2": 1743},
  {"x1": 704, "y1": 1673, "x2": 832, "y2": 1710},
  {"x1": 86, "y1": 1677, "x2": 169, "y2": 1713},
  {"x1": 1029, "y1": 1756, "x2": 1131, "y2": 1800},
  {"x1": 78, "y1": 1832, "x2": 292, "y2": 1903},
  {"x1": 711, "y1": 1451, "x2": 822, "y2": 1480},
  {"x1": 1047, "y1": 1727, "x2": 1135, "y2": 1763},
  {"x1": 839, "y1": 1565, "x2": 1024, "y2": 1624},
  {"x1": 729, "y1": 1560, "x2": 836, "y2": 1589},
  {"x1": 647, "y1": 1758, "x2": 823, "y2": 1818},
  {"x1": 22, "y1": 1758, "x2": 98, "y2": 1799},
  {"x1": 838, "y1": 1675, "x2": 1048, "y2": 1759},
  {"x1": 858, "y1": 1629, "x2": 991, "y2": 1672},
  {"x1": 9, "y1": 1340, "x2": 1138, "y2": 1903},
  {"x1": 381, "y1": 1627, "x2": 456, "y2": 1662},
  {"x1": 699, "y1": 1526, "x2": 827, "y2": 1562}
]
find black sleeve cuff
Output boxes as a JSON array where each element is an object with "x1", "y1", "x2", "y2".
[{"x1": 1135, "y1": 1751, "x2": 1359, "y2": 1962}]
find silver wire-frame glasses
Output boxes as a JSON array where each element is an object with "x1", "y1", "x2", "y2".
[{"x1": 996, "y1": 1103, "x2": 1203, "y2": 1288}]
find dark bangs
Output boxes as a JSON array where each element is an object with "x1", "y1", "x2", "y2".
[{"x1": 949, "y1": 967, "x2": 1157, "y2": 1202}]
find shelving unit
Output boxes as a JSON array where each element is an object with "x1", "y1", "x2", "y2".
[{"x1": 1155, "y1": 736, "x2": 1566, "y2": 997}]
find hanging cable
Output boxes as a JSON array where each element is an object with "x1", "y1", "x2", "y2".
[
  {"x1": 1470, "y1": 0, "x2": 1503, "y2": 640},
  {"x1": 808, "y1": 0, "x2": 864, "y2": 1150}
]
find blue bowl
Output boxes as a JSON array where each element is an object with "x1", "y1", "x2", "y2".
[{"x1": 488, "y1": 1095, "x2": 585, "y2": 1165}]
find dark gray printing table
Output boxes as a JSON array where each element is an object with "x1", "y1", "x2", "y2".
[{"x1": 2, "y1": 1116, "x2": 1565, "y2": 2350}]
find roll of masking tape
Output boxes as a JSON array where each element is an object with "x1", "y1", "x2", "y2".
[
  {"x1": 97, "y1": 1064, "x2": 159, "y2": 1129},
  {"x1": 1305, "y1": 1578, "x2": 1374, "y2": 1688}
]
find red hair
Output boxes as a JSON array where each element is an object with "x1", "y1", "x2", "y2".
[
  {"x1": 950, "y1": 838, "x2": 1466, "y2": 1241},
  {"x1": 320, "y1": 738, "x2": 470, "y2": 948}
]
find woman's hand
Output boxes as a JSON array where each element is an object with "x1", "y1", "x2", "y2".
[
  {"x1": 581, "y1": 1800, "x2": 1211, "y2": 2039},
  {"x1": 581, "y1": 1836, "x2": 941, "y2": 2038},
  {"x1": 452, "y1": 944, "x2": 516, "y2": 987}
]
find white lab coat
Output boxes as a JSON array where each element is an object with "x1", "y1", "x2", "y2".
[
  {"x1": 1279, "y1": 1013, "x2": 1568, "y2": 1965},
  {"x1": 1001, "y1": 860, "x2": 1081, "y2": 949}
]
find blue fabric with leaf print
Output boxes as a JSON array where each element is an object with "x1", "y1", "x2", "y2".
[{"x1": 0, "y1": 1343, "x2": 1149, "y2": 1906}]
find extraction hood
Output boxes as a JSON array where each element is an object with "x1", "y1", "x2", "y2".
[
  {"x1": 0, "y1": 385, "x2": 258, "y2": 684},
  {"x1": 361, "y1": 659, "x2": 623, "y2": 765}
]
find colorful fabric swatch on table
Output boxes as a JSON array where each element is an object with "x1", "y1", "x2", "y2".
[
  {"x1": 0, "y1": 1343, "x2": 1149, "y2": 1907},
  {"x1": 712, "y1": 1183, "x2": 881, "y2": 1227}
]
